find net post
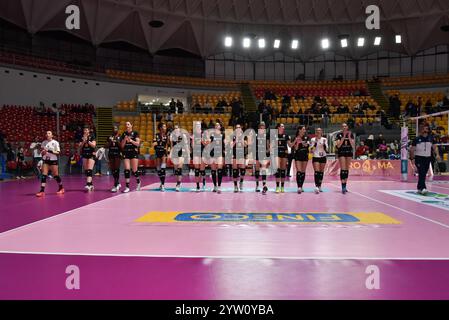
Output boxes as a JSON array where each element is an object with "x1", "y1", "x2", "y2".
[{"x1": 401, "y1": 124, "x2": 409, "y2": 182}]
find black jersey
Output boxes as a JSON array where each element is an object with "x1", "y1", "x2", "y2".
[
  {"x1": 277, "y1": 133, "x2": 291, "y2": 157},
  {"x1": 171, "y1": 133, "x2": 187, "y2": 157},
  {"x1": 209, "y1": 132, "x2": 225, "y2": 157},
  {"x1": 335, "y1": 132, "x2": 355, "y2": 155},
  {"x1": 232, "y1": 135, "x2": 247, "y2": 158},
  {"x1": 81, "y1": 135, "x2": 96, "y2": 158},
  {"x1": 154, "y1": 133, "x2": 168, "y2": 155},
  {"x1": 121, "y1": 131, "x2": 139, "y2": 154},
  {"x1": 107, "y1": 134, "x2": 122, "y2": 158},
  {"x1": 293, "y1": 135, "x2": 310, "y2": 161},
  {"x1": 17, "y1": 151, "x2": 25, "y2": 162}
]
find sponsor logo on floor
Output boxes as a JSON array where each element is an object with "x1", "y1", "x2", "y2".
[
  {"x1": 379, "y1": 190, "x2": 449, "y2": 211},
  {"x1": 136, "y1": 212, "x2": 401, "y2": 224}
]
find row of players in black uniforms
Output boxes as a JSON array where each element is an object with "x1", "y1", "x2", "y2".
[{"x1": 35, "y1": 122, "x2": 355, "y2": 196}]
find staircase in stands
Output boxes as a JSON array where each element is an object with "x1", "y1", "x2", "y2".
[
  {"x1": 95, "y1": 107, "x2": 113, "y2": 145},
  {"x1": 240, "y1": 82, "x2": 258, "y2": 113},
  {"x1": 366, "y1": 79, "x2": 401, "y2": 128}
]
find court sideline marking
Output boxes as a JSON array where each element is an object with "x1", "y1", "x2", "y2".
[{"x1": 328, "y1": 182, "x2": 449, "y2": 230}]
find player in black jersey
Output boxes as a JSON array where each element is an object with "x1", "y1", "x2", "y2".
[
  {"x1": 192, "y1": 121, "x2": 207, "y2": 192},
  {"x1": 106, "y1": 125, "x2": 122, "y2": 193},
  {"x1": 79, "y1": 126, "x2": 97, "y2": 192},
  {"x1": 170, "y1": 125, "x2": 189, "y2": 192},
  {"x1": 230, "y1": 124, "x2": 248, "y2": 193},
  {"x1": 254, "y1": 122, "x2": 271, "y2": 194},
  {"x1": 335, "y1": 123, "x2": 355, "y2": 194},
  {"x1": 120, "y1": 121, "x2": 141, "y2": 193},
  {"x1": 290, "y1": 126, "x2": 310, "y2": 194},
  {"x1": 205, "y1": 122, "x2": 225, "y2": 193},
  {"x1": 153, "y1": 122, "x2": 169, "y2": 191},
  {"x1": 274, "y1": 123, "x2": 290, "y2": 193}
]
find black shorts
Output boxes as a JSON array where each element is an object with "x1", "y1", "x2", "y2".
[
  {"x1": 294, "y1": 152, "x2": 309, "y2": 162},
  {"x1": 278, "y1": 151, "x2": 287, "y2": 159},
  {"x1": 43, "y1": 160, "x2": 58, "y2": 166},
  {"x1": 156, "y1": 151, "x2": 167, "y2": 159},
  {"x1": 337, "y1": 151, "x2": 353, "y2": 158},
  {"x1": 108, "y1": 154, "x2": 122, "y2": 160},
  {"x1": 312, "y1": 157, "x2": 327, "y2": 164},
  {"x1": 82, "y1": 154, "x2": 96, "y2": 160},
  {"x1": 124, "y1": 152, "x2": 138, "y2": 159}
]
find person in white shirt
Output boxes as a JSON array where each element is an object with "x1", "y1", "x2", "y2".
[
  {"x1": 310, "y1": 128, "x2": 328, "y2": 194},
  {"x1": 36, "y1": 131, "x2": 64, "y2": 197}
]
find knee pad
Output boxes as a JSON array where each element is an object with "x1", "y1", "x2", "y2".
[
  {"x1": 232, "y1": 169, "x2": 239, "y2": 179},
  {"x1": 239, "y1": 168, "x2": 246, "y2": 177},
  {"x1": 200, "y1": 170, "x2": 206, "y2": 177},
  {"x1": 124, "y1": 169, "x2": 131, "y2": 179},
  {"x1": 160, "y1": 168, "x2": 166, "y2": 176},
  {"x1": 54, "y1": 175, "x2": 61, "y2": 183},
  {"x1": 176, "y1": 169, "x2": 182, "y2": 176},
  {"x1": 340, "y1": 170, "x2": 348, "y2": 180},
  {"x1": 194, "y1": 169, "x2": 200, "y2": 177},
  {"x1": 114, "y1": 169, "x2": 120, "y2": 176},
  {"x1": 85, "y1": 169, "x2": 93, "y2": 177},
  {"x1": 41, "y1": 175, "x2": 48, "y2": 183},
  {"x1": 280, "y1": 170, "x2": 286, "y2": 179},
  {"x1": 255, "y1": 170, "x2": 260, "y2": 179},
  {"x1": 133, "y1": 171, "x2": 140, "y2": 178}
]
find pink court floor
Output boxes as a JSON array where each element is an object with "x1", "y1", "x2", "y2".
[{"x1": 1, "y1": 174, "x2": 449, "y2": 299}]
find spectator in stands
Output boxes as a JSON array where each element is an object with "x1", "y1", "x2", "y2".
[
  {"x1": 347, "y1": 118, "x2": 355, "y2": 129},
  {"x1": 169, "y1": 98, "x2": 176, "y2": 113},
  {"x1": 30, "y1": 137, "x2": 42, "y2": 180},
  {"x1": 204, "y1": 100, "x2": 213, "y2": 113},
  {"x1": 176, "y1": 99, "x2": 184, "y2": 114},
  {"x1": 405, "y1": 100, "x2": 418, "y2": 117},
  {"x1": 165, "y1": 112, "x2": 174, "y2": 122},
  {"x1": 259, "y1": 103, "x2": 272, "y2": 127},
  {"x1": 193, "y1": 102, "x2": 201, "y2": 113},
  {"x1": 356, "y1": 141, "x2": 370, "y2": 159},
  {"x1": 362, "y1": 100, "x2": 371, "y2": 111},
  {"x1": 389, "y1": 94, "x2": 401, "y2": 119},
  {"x1": 208, "y1": 120, "x2": 215, "y2": 129},
  {"x1": 425, "y1": 99, "x2": 434, "y2": 115},
  {"x1": 377, "y1": 140, "x2": 388, "y2": 159},
  {"x1": 231, "y1": 98, "x2": 243, "y2": 126}
]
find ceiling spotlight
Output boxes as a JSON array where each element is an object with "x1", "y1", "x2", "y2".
[
  {"x1": 258, "y1": 38, "x2": 266, "y2": 48},
  {"x1": 243, "y1": 38, "x2": 251, "y2": 48},
  {"x1": 291, "y1": 39, "x2": 299, "y2": 49},
  {"x1": 395, "y1": 35, "x2": 402, "y2": 44},
  {"x1": 274, "y1": 39, "x2": 280, "y2": 49},
  {"x1": 340, "y1": 38, "x2": 348, "y2": 48},
  {"x1": 224, "y1": 36, "x2": 233, "y2": 47},
  {"x1": 374, "y1": 37, "x2": 382, "y2": 46},
  {"x1": 357, "y1": 37, "x2": 365, "y2": 47},
  {"x1": 321, "y1": 38, "x2": 330, "y2": 49}
]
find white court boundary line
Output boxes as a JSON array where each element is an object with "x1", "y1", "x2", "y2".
[
  {"x1": 328, "y1": 182, "x2": 449, "y2": 230},
  {"x1": 1, "y1": 182, "x2": 449, "y2": 259}
]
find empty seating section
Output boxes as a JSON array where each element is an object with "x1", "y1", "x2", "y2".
[
  {"x1": 0, "y1": 51, "x2": 93, "y2": 76},
  {"x1": 0, "y1": 105, "x2": 94, "y2": 156},
  {"x1": 115, "y1": 99, "x2": 138, "y2": 112},
  {"x1": 382, "y1": 74, "x2": 449, "y2": 87},
  {"x1": 106, "y1": 70, "x2": 237, "y2": 88}
]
